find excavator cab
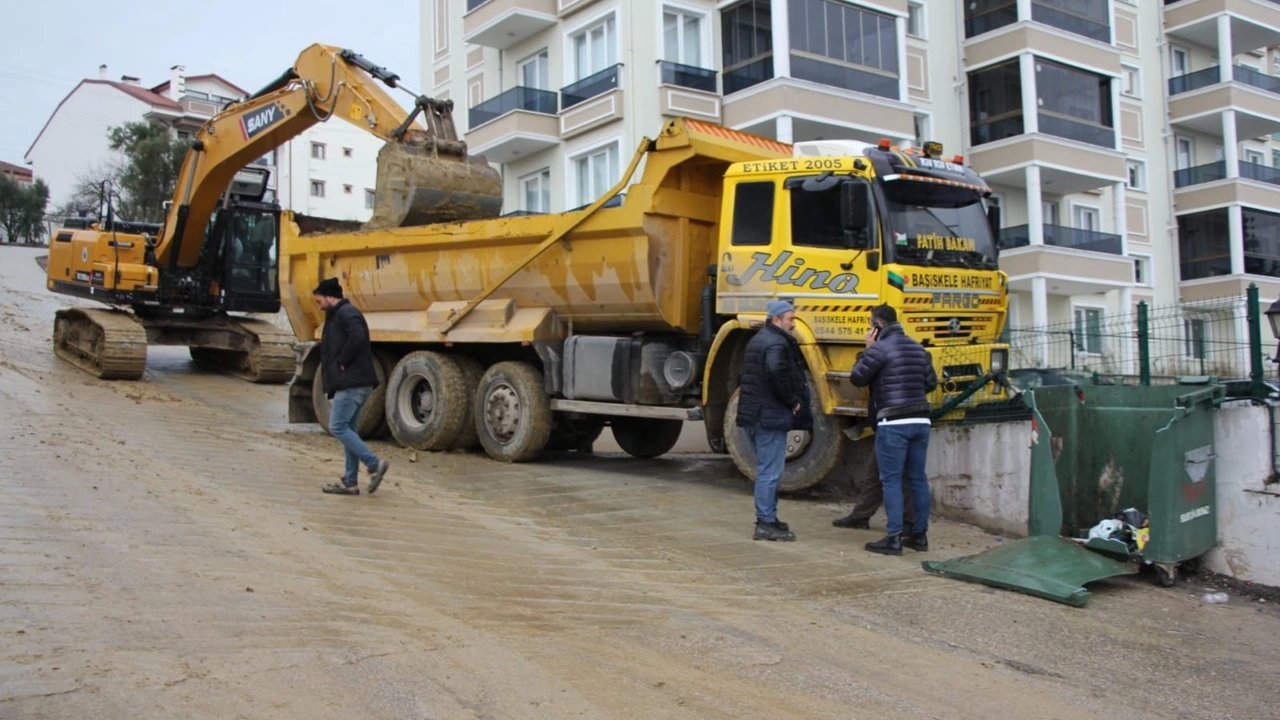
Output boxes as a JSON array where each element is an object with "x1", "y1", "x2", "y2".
[{"x1": 218, "y1": 205, "x2": 280, "y2": 312}]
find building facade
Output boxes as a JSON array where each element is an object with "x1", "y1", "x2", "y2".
[{"x1": 427, "y1": 0, "x2": 1280, "y2": 373}]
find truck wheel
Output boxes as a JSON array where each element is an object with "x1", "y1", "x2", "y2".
[
  {"x1": 611, "y1": 418, "x2": 682, "y2": 458},
  {"x1": 723, "y1": 385, "x2": 844, "y2": 493},
  {"x1": 311, "y1": 360, "x2": 387, "y2": 439},
  {"x1": 547, "y1": 415, "x2": 605, "y2": 452},
  {"x1": 451, "y1": 355, "x2": 484, "y2": 451},
  {"x1": 385, "y1": 351, "x2": 469, "y2": 450},
  {"x1": 475, "y1": 361, "x2": 552, "y2": 462}
]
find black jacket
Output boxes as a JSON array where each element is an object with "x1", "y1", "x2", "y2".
[
  {"x1": 849, "y1": 322, "x2": 937, "y2": 420},
  {"x1": 737, "y1": 322, "x2": 812, "y2": 431},
  {"x1": 320, "y1": 299, "x2": 379, "y2": 397}
]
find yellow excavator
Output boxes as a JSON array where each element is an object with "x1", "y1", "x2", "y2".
[{"x1": 45, "y1": 43, "x2": 501, "y2": 381}]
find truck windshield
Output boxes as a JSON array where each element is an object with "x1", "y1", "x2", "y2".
[{"x1": 881, "y1": 196, "x2": 997, "y2": 270}]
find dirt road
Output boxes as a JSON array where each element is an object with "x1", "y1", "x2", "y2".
[{"x1": 1, "y1": 246, "x2": 1276, "y2": 719}]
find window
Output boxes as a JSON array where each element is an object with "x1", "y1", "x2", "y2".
[
  {"x1": 722, "y1": 0, "x2": 773, "y2": 94},
  {"x1": 521, "y1": 168, "x2": 551, "y2": 213},
  {"x1": 1126, "y1": 159, "x2": 1146, "y2": 191},
  {"x1": 343, "y1": 184, "x2": 353, "y2": 194},
  {"x1": 573, "y1": 142, "x2": 619, "y2": 207},
  {"x1": 969, "y1": 60, "x2": 1023, "y2": 146},
  {"x1": 365, "y1": 189, "x2": 376, "y2": 209},
  {"x1": 1273, "y1": 149, "x2": 1280, "y2": 168},
  {"x1": 1184, "y1": 318, "x2": 1207, "y2": 360},
  {"x1": 1170, "y1": 46, "x2": 1189, "y2": 77},
  {"x1": 913, "y1": 113, "x2": 931, "y2": 147},
  {"x1": 1132, "y1": 253, "x2": 1151, "y2": 286},
  {"x1": 1244, "y1": 149, "x2": 1266, "y2": 166},
  {"x1": 964, "y1": 0, "x2": 1017, "y2": 39},
  {"x1": 731, "y1": 182, "x2": 775, "y2": 246},
  {"x1": 788, "y1": 0, "x2": 900, "y2": 99},
  {"x1": 1035, "y1": 59, "x2": 1114, "y2": 148},
  {"x1": 310, "y1": 180, "x2": 325, "y2": 197},
  {"x1": 1122, "y1": 64, "x2": 1141, "y2": 98},
  {"x1": 519, "y1": 50, "x2": 550, "y2": 89},
  {"x1": 571, "y1": 15, "x2": 617, "y2": 81},
  {"x1": 664, "y1": 7, "x2": 704, "y2": 67},
  {"x1": 1174, "y1": 136, "x2": 1194, "y2": 170},
  {"x1": 1178, "y1": 209, "x2": 1231, "y2": 280},
  {"x1": 790, "y1": 179, "x2": 866, "y2": 248},
  {"x1": 907, "y1": 2, "x2": 925, "y2": 38},
  {"x1": 1073, "y1": 307, "x2": 1103, "y2": 354},
  {"x1": 310, "y1": 142, "x2": 326, "y2": 160},
  {"x1": 1042, "y1": 201, "x2": 1060, "y2": 226},
  {"x1": 1073, "y1": 205, "x2": 1100, "y2": 233},
  {"x1": 343, "y1": 147, "x2": 353, "y2": 158}
]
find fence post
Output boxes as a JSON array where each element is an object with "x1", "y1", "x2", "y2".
[
  {"x1": 1249, "y1": 283, "x2": 1265, "y2": 401},
  {"x1": 1138, "y1": 301, "x2": 1150, "y2": 386}
]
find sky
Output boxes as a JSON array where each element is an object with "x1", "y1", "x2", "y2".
[{"x1": 0, "y1": 0, "x2": 422, "y2": 165}]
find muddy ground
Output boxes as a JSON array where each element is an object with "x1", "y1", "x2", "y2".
[{"x1": 2, "y1": 246, "x2": 1277, "y2": 719}]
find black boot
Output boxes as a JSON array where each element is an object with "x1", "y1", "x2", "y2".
[
  {"x1": 903, "y1": 532, "x2": 929, "y2": 552},
  {"x1": 832, "y1": 513, "x2": 870, "y2": 529},
  {"x1": 754, "y1": 521, "x2": 796, "y2": 542},
  {"x1": 865, "y1": 534, "x2": 902, "y2": 555}
]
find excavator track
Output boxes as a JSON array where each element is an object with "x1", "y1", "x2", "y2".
[
  {"x1": 53, "y1": 308, "x2": 148, "y2": 380},
  {"x1": 187, "y1": 317, "x2": 296, "y2": 384}
]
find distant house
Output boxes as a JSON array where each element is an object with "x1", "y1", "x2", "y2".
[
  {"x1": 0, "y1": 160, "x2": 33, "y2": 186},
  {"x1": 25, "y1": 63, "x2": 383, "y2": 223}
]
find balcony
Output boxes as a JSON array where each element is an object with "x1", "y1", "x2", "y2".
[
  {"x1": 722, "y1": 75, "x2": 914, "y2": 145},
  {"x1": 463, "y1": 0, "x2": 557, "y2": 50},
  {"x1": 998, "y1": 225, "x2": 1134, "y2": 296},
  {"x1": 969, "y1": 134, "x2": 1126, "y2": 195},
  {"x1": 466, "y1": 87, "x2": 560, "y2": 164},
  {"x1": 656, "y1": 61, "x2": 720, "y2": 121},
  {"x1": 560, "y1": 64, "x2": 621, "y2": 109},
  {"x1": 966, "y1": 1, "x2": 1110, "y2": 42},
  {"x1": 1173, "y1": 161, "x2": 1280, "y2": 215},
  {"x1": 1167, "y1": 66, "x2": 1280, "y2": 138},
  {"x1": 1164, "y1": 0, "x2": 1280, "y2": 52},
  {"x1": 558, "y1": 65, "x2": 624, "y2": 138},
  {"x1": 964, "y1": 24, "x2": 1121, "y2": 79}
]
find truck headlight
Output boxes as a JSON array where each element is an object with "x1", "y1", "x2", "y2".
[{"x1": 990, "y1": 349, "x2": 1008, "y2": 374}]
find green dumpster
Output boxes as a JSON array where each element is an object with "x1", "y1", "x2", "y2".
[{"x1": 925, "y1": 381, "x2": 1221, "y2": 605}]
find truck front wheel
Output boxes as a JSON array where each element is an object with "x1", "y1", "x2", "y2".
[
  {"x1": 385, "y1": 351, "x2": 469, "y2": 450},
  {"x1": 475, "y1": 361, "x2": 553, "y2": 462},
  {"x1": 611, "y1": 418, "x2": 683, "y2": 458},
  {"x1": 723, "y1": 386, "x2": 845, "y2": 493}
]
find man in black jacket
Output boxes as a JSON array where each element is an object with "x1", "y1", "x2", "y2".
[
  {"x1": 737, "y1": 299, "x2": 810, "y2": 541},
  {"x1": 849, "y1": 304, "x2": 937, "y2": 555},
  {"x1": 313, "y1": 277, "x2": 390, "y2": 496}
]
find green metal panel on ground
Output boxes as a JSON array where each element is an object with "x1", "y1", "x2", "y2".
[{"x1": 922, "y1": 536, "x2": 1134, "y2": 607}]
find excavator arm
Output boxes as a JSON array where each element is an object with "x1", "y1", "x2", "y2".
[{"x1": 157, "y1": 43, "x2": 500, "y2": 271}]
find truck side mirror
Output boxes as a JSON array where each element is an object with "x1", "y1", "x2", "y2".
[{"x1": 840, "y1": 181, "x2": 873, "y2": 249}]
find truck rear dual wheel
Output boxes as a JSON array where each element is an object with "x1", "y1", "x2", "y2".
[
  {"x1": 385, "y1": 351, "x2": 471, "y2": 451},
  {"x1": 311, "y1": 354, "x2": 389, "y2": 439},
  {"x1": 611, "y1": 418, "x2": 683, "y2": 459},
  {"x1": 723, "y1": 384, "x2": 845, "y2": 493},
  {"x1": 475, "y1": 361, "x2": 552, "y2": 462}
]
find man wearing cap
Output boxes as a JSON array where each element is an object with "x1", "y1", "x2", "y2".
[
  {"x1": 313, "y1": 277, "x2": 390, "y2": 496},
  {"x1": 736, "y1": 299, "x2": 810, "y2": 541}
]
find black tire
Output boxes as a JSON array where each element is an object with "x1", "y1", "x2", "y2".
[
  {"x1": 474, "y1": 361, "x2": 552, "y2": 462},
  {"x1": 724, "y1": 382, "x2": 844, "y2": 493},
  {"x1": 547, "y1": 414, "x2": 606, "y2": 452},
  {"x1": 1155, "y1": 564, "x2": 1178, "y2": 588},
  {"x1": 611, "y1": 418, "x2": 683, "y2": 458},
  {"x1": 384, "y1": 351, "x2": 469, "y2": 450},
  {"x1": 451, "y1": 354, "x2": 484, "y2": 450},
  {"x1": 310, "y1": 359, "x2": 387, "y2": 439}
]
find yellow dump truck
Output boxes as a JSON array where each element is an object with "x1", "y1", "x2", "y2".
[{"x1": 283, "y1": 118, "x2": 1010, "y2": 490}]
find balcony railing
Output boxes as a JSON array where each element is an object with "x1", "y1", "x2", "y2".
[
  {"x1": 560, "y1": 64, "x2": 621, "y2": 109},
  {"x1": 1174, "y1": 161, "x2": 1226, "y2": 188},
  {"x1": 723, "y1": 56, "x2": 773, "y2": 95},
  {"x1": 468, "y1": 86, "x2": 558, "y2": 128},
  {"x1": 790, "y1": 55, "x2": 899, "y2": 100},
  {"x1": 999, "y1": 223, "x2": 1123, "y2": 255},
  {"x1": 964, "y1": 0, "x2": 1016, "y2": 38},
  {"x1": 1239, "y1": 160, "x2": 1280, "y2": 185},
  {"x1": 1169, "y1": 66, "x2": 1220, "y2": 95},
  {"x1": 658, "y1": 60, "x2": 717, "y2": 93},
  {"x1": 971, "y1": 115, "x2": 1025, "y2": 146},
  {"x1": 1031, "y1": 1, "x2": 1109, "y2": 42},
  {"x1": 1233, "y1": 64, "x2": 1280, "y2": 95},
  {"x1": 1037, "y1": 113, "x2": 1115, "y2": 148},
  {"x1": 466, "y1": 0, "x2": 489, "y2": 10}
]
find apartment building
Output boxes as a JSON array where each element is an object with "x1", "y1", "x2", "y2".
[{"x1": 428, "y1": 0, "x2": 1280, "y2": 370}]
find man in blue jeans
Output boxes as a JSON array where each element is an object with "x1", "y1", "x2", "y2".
[
  {"x1": 313, "y1": 277, "x2": 390, "y2": 496},
  {"x1": 736, "y1": 299, "x2": 811, "y2": 541},
  {"x1": 849, "y1": 304, "x2": 937, "y2": 555}
]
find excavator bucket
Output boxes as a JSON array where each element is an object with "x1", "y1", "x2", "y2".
[{"x1": 365, "y1": 142, "x2": 503, "y2": 229}]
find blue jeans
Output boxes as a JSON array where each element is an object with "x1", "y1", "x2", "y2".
[
  {"x1": 875, "y1": 422, "x2": 932, "y2": 537},
  {"x1": 330, "y1": 386, "x2": 380, "y2": 486},
  {"x1": 748, "y1": 426, "x2": 787, "y2": 523}
]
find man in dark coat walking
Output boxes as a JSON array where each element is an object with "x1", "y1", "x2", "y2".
[
  {"x1": 737, "y1": 299, "x2": 811, "y2": 541},
  {"x1": 849, "y1": 304, "x2": 937, "y2": 554},
  {"x1": 313, "y1": 277, "x2": 390, "y2": 496}
]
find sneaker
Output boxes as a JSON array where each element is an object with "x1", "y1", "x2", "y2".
[
  {"x1": 322, "y1": 483, "x2": 360, "y2": 496},
  {"x1": 367, "y1": 459, "x2": 390, "y2": 495},
  {"x1": 832, "y1": 513, "x2": 870, "y2": 529},
  {"x1": 903, "y1": 532, "x2": 929, "y2": 552},
  {"x1": 865, "y1": 534, "x2": 903, "y2": 556},
  {"x1": 753, "y1": 521, "x2": 796, "y2": 542}
]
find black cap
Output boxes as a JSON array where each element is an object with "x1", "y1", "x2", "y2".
[{"x1": 313, "y1": 277, "x2": 343, "y2": 298}]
